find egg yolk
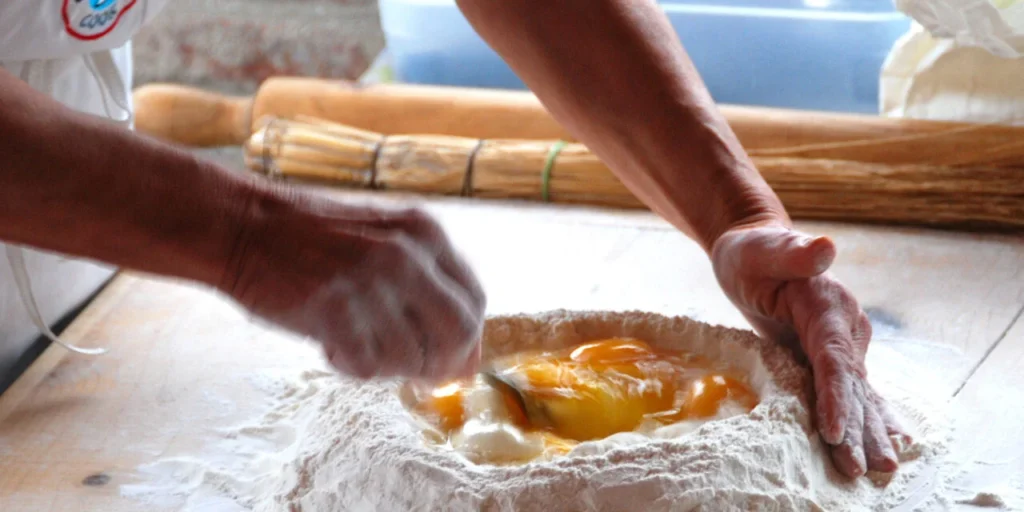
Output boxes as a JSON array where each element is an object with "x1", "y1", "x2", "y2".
[
  {"x1": 684, "y1": 374, "x2": 760, "y2": 418},
  {"x1": 407, "y1": 338, "x2": 759, "y2": 455},
  {"x1": 410, "y1": 381, "x2": 467, "y2": 432}
]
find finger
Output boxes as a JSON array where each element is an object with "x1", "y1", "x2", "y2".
[
  {"x1": 863, "y1": 401, "x2": 899, "y2": 473},
  {"x1": 423, "y1": 300, "x2": 482, "y2": 380},
  {"x1": 852, "y1": 311, "x2": 872, "y2": 359},
  {"x1": 871, "y1": 389, "x2": 913, "y2": 448},
  {"x1": 315, "y1": 308, "x2": 361, "y2": 376},
  {"x1": 813, "y1": 347, "x2": 852, "y2": 444},
  {"x1": 769, "y1": 232, "x2": 836, "y2": 280},
  {"x1": 370, "y1": 290, "x2": 426, "y2": 379},
  {"x1": 331, "y1": 297, "x2": 382, "y2": 379},
  {"x1": 396, "y1": 210, "x2": 487, "y2": 311},
  {"x1": 364, "y1": 234, "x2": 479, "y2": 380},
  {"x1": 363, "y1": 207, "x2": 453, "y2": 259},
  {"x1": 422, "y1": 286, "x2": 483, "y2": 380},
  {"x1": 322, "y1": 340, "x2": 340, "y2": 368},
  {"x1": 370, "y1": 208, "x2": 487, "y2": 314},
  {"x1": 829, "y1": 384, "x2": 867, "y2": 478},
  {"x1": 453, "y1": 342, "x2": 483, "y2": 379},
  {"x1": 435, "y1": 251, "x2": 487, "y2": 315},
  {"x1": 402, "y1": 250, "x2": 482, "y2": 380},
  {"x1": 723, "y1": 228, "x2": 837, "y2": 281},
  {"x1": 328, "y1": 349, "x2": 359, "y2": 376},
  {"x1": 328, "y1": 330, "x2": 376, "y2": 379}
]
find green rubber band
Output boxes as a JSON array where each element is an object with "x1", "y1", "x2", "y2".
[{"x1": 542, "y1": 140, "x2": 567, "y2": 202}]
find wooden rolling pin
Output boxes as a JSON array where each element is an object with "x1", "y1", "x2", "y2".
[
  {"x1": 135, "y1": 78, "x2": 1024, "y2": 168},
  {"x1": 133, "y1": 78, "x2": 573, "y2": 147}
]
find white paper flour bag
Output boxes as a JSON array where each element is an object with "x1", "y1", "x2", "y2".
[
  {"x1": 896, "y1": 0, "x2": 1024, "y2": 58},
  {"x1": 882, "y1": 0, "x2": 1024, "y2": 124}
]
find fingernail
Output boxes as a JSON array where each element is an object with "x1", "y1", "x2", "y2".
[
  {"x1": 808, "y1": 237, "x2": 836, "y2": 274},
  {"x1": 796, "y1": 234, "x2": 817, "y2": 248},
  {"x1": 822, "y1": 421, "x2": 845, "y2": 445},
  {"x1": 832, "y1": 443, "x2": 866, "y2": 479},
  {"x1": 854, "y1": 446, "x2": 867, "y2": 475},
  {"x1": 874, "y1": 455, "x2": 899, "y2": 473}
]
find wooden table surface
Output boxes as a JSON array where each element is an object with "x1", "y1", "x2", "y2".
[{"x1": 2, "y1": 192, "x2": 1023, "y2": 511}]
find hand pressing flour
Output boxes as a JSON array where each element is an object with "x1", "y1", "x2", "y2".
[
  {"x1": 458, "y1": 0, "x2": 912, "y2": 479},
  {"x1": 712, "y1": 224, "x2": 911, "y2": 478},
  {"x1": 219, "y1": 191, "x2": 486, "y2": 382}
]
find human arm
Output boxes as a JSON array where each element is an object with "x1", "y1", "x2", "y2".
[
  {"x1": 454, "y1": 0, "x2": 907, "y2": 476},
  {"x1": 0, "y1": 68, "x2": 484, "y2": 380},
  {"x1": 0, "y1": 68, "x2": 249, "y2": 285},
  {"x1": 454, "y1": 0, "x2": 782, "y2": 250}
]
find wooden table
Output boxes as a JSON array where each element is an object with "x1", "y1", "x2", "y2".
[{"x1": 2, "y1": 193, "x2": 1023, "y2": 511}]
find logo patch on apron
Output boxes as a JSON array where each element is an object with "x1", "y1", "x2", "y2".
[{"x1": 62, "y1": 0, "x2": 138, "y2": 41}]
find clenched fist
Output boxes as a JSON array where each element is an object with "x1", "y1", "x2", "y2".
[
  {"x1": 220, "y1": 190, "x2": 486, "y2": 382},
  {"x1": 711, "y1": 223, "x2": 911, "y2": 478}
]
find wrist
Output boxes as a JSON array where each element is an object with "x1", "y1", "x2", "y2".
[
  {"x1": 208, "y1": 169, "x2": 296, "y2": 296},
  {"x1": 627, "y1": 111, "x2": 790, "y2": 252},
  {"x1": 116, "y1": 156, "x2": 277, "y2": 288},
  {"x1": 703, "y1": 175, "x2": 790, "y2": 250}
]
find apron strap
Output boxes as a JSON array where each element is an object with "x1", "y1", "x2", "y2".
[
  {"x1": 5, "y1": 246, "x2": 108, "y2": 355},
  {"x1": 82, "y1": 49, "x2": 133, "y2": 128},
  {"x1": 3, "y1": 50, "x2": 130, "y2": 356}
]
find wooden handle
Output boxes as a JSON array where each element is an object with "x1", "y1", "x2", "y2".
[
  {"x1": 135, "y1": 77, "x2": 1024, "y2": 171},
  {"x1": 249, "y1": 77, "x2": 575, "y2": 142},
  {"x1": 132, "y1": 84, "x2": 252, "y2": 147}
]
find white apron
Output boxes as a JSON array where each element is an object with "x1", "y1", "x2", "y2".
[{"x1": 0, "y1": 0, "x2": 169, "y2": 378}]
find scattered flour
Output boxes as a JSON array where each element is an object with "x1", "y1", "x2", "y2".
[
  {"x1": 958, "y1": 492, "x2": 1006, "y2": 508},
  {"x1": 118, "y1": 310, "x2": 1015, "y2": 511}
]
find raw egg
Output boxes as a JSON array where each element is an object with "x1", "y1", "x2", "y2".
[
  {"x1": 409, "y1": 380, "x2": 467, "y2": 432},
  {"x1": 405, "y1": 338, "x2": 760, "y2": 462}
]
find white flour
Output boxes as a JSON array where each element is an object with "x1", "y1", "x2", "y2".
[{"x1": 119, "y1": 311, "x2": 1010, "y2": 511}]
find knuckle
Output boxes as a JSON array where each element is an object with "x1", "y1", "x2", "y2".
[
  {"x1": 395, "y1": 207, "x2": 442, "y2": 237},
  {"x1": 368, "y1": 237, "x2": 415, "y2": 271},
  {"x1": 328, "y1": 351, "x2": 361, "y2": 378},
  {"x1": 398, "y1": 206, "x2": 433, "y2": 225},
  {"x1": 436, "y1": 312, "x2": 480, "y2": 350},
  {"x1": 456, "y1": 319, "x2": 482, "y2": 346},
  {"x1": 350, "y1": 365, "x2": 377, "y2": 380},
  {"x1": 814, "y1": 343, "x2": 869, "y2": 379},
  {"x1": 472, "y1": 291, "x2": 487, "y2": 315},
  {"x1": 855, "y1": 311, "x2": 873, "y2": 340},
  {"x1": 455, "y1": 284, "x2": 486, "y2": 315},
  {"x1": 857, "y1": 310, "x2": 870, "y2": 327},
  {"x1": 345, "y1": 344, "x2": 382, "y2": 378},
  {"x1": 814, "y1": 343, "x2": 853, "y2": 369},
  {"x1": 462, "y1": 263, "x2": 486, "y2": 293},
  {"x1": 454, "y1": 298, "x2": 484, "y2": 326}
]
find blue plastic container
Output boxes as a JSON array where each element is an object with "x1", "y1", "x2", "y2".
[{"x1": 379, "y1": 0, "x2": 912, "y2": 113}]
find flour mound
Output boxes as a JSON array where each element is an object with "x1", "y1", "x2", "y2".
[{"x1": 234, "y1": 311, "x2": 926, "y2": 512}]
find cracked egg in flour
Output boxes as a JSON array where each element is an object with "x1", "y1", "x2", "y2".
[{"x1": 402, "y1": 337, "x2": 760, "y2": 464}]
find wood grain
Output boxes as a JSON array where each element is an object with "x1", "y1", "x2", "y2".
[
  {"x1": 1, "y1": 196, "x2": 1023, "y2": 510},
  {"x1": 245, "y1": 117, "x2": 1024, "y2": 230},
  {"x1": 930, "y1": 313, "x2": 1024, "y2": 508},
  {"x1": 135, "y1": 79, "x2": 1024, "y2": 170}
]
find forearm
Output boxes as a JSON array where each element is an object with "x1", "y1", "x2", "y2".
[
  {"x1": 0, "y1": 68, "x2": 264, "y2": 287},
  {"x1": 456, "y1": 0, "x2": 788, "y2": 251}
]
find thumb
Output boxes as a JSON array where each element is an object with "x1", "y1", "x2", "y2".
[{"x1": 768, "y1": 232, "x2": 836, "y2": 280}]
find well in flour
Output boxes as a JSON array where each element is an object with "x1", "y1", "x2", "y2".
[
  {"x1": 401, "y1": 336, "x2": 761, "y2": 465},
  {"x1": 122, "y1": 310, "x2": 959, "y2": 511}
]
